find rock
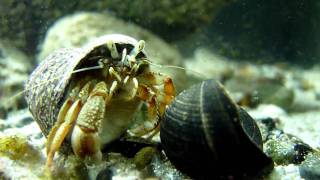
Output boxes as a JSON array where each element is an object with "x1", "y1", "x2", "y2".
[
  {"x1": 103, "y1": 0, "x2": 234, "y2": 41},
  {"x1": 0, "y1": 0, "x2": 233, "y2": 54},
  {"x1": 0, "y1": 134, "x2": 45, "y2": 179},
  {"x1": 268, "y1": 164, "x2": 301, "y2": 180},
  {"x1": 264, "y1": 133, "x2": 313, "y2": 165},
  {"x1": 133, "y1": 147, "x2": 158, "y2": 170},
  {"x1": 0, "y1": 0, "x2": 49, "y2": 55},
  {"x1": 184, "y1": 48, "x2": 236, "y2": 82},
  {"x1": 151, "y1": 154, "x2": 188, "y2": 179},
  {"x1": 185, "y1": 48, "x2": 296, "y2": 109},
  {"x1": 248, "y1": 104, "x2": 287, "y2": 120},
  {"x1": 0, "y1": 134, "x2": 42, "y2": 162},
  {"x1": 0, "y1": 41, "x2": 31, "y2": 118},
  {"x1": 299, "y1": 152, "x2": 320, "y2": 180},
  {"x1": 0, "y1": 0, "x2": 93, "y2": 55},
  {"x1": 255, "y1": 117, "x2": 278, "y2": 142},
  {"x1": 96, "y1": 167, "x2": 113, "y2": 180},
  {"x1": 280, "y1": 111, "x2": 320, "y2": 149},
  {"x1": 38, "y1": 12, "x2": 187, "y2": 92}
]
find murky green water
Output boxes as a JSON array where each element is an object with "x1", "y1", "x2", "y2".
[{"x1": 0, "y1": 1, "x2": 320, "y2": 179}]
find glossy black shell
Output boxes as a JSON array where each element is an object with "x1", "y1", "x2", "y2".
[{"x1": 160, "y1": 79, "x2": 273, "y2": 179}]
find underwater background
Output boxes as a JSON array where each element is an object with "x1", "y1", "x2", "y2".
[{"x1": 0, "y1": 0, "x2": 320, "y2": 179}]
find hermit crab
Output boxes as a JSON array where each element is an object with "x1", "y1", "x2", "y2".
[{"x1": 24, "y1": 34, "x2": 175, "y2": 167}]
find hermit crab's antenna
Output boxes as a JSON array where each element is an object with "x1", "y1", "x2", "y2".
[{"x1": 142, "y1": 60, "x2": 207, "y2": 79}]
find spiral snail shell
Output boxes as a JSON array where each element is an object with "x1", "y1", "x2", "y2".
[{"x1": 160, "y1": 79, "x2": 273, "y2": 178}]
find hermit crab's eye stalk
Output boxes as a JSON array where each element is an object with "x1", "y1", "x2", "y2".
[
  {"x1": 106, "y1": 40, "x2": 119, "y2": 59},
  {"x1": 121, "y1": 48, "x2": 127, "y2": 64},
  {"x1": 130, "y1": 40, "x2": 145, "y2": 57},
  {"x1": 137, "y1": 40, "x2": 145, "y2": 52}
]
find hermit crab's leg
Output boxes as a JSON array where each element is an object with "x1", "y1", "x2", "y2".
[
  {"x1": 46, "y1": 98, "x2": 72, "y2": 156},
  {"x1": 46, "y1": 82, "x2": 92, "y2": 167},
  {"x1": 122, "y1": 77, "x2": 139, "y2": 101},
  {"x1": 158, "y1": 77, "x2": 175, "y2": 116},
  {"x1": 145, "y1": 77, "x2": 175, "y2": 138},
  {"x1": 108, "y1": 80, "x2": 118, "y2": 102},
  {"x1": 129, "y1": 73, "x2": 175, "y2": 137},
  {"x1": 128, "y1": 84, "x2": 159, "y2": 137},
  {"x1": 109, "y1": 67, "x2": 122, "y2": 82},
  {"x1": 139, "y1": 77, "x2": 174, "y2": 138},
  {"x1": 137, "y1": 72, "x2": 175, "y2": 115},
  {"x1": 46, "y1": 99, "x2": 81, "y2": 167},
  {"x1": 71, "y1": 81, "x2": 109, "y2": 162}
]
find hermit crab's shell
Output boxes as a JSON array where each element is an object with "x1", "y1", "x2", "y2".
[{"x1": 25, "y1": 34, "x2": 147, "y2": 137}]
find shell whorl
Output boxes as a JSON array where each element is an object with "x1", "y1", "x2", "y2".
[
  {"x1": 25, "y1": 48, "x2": 86, "y2": 136},
  {"x1": 160, "y1": 79, "x2": 273, "y2": 178},
  {"x1": 161, "y1": 80, "x2": 241, "y2": 160}
]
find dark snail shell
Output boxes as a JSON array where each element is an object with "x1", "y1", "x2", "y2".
[{"x1": 160, "y1": 79, "x2": 273, "y2": 179}]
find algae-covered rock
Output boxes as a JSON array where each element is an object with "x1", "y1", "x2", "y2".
[
  {"x1": 38, "y1": 12, "x2": 187, "y2": 92},
  {"x1": 0, "y1": 0, "x2": 49, "y2": 55},
  {"x1": 0, "y1": 1, "x2": 109, "y2": 55},
  {"x1": 264, "y1": 133, "x2": 313, "y2": 165},
  {"x1": 0, "y1": 134, "x2": 45, "y2": 179},
  {"x1": 133, "y1": 147, "x2": 158, "y2": 170},
  {"x1": 0, "y1": 135, "x2": 41, "y2": 162},
  {"x1": 102, "y1": 0, "x2": 234, "y2": 40}
]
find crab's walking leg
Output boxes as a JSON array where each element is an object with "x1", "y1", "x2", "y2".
[
  {"x1": 129, "y1": 73, "x2": 175, "y2": 137},
  {"x1": 128, "y1": 85, "x2": 159, "y2": 137},
  {"x1": 46, "y1": 98, "x2": 72, "y2": 156},
  {"x1": 142, "y1": 77, "x2": 175, "y2": 138},
  {"x1": 159, "y1": 77, "x2": 175, "y2": 116},
  {"x1": 137, "y1": 72, "x2": 175, "y2": 116},
  {"x1": 46, "y1": 99, "x2": 81, "y2": 167}
]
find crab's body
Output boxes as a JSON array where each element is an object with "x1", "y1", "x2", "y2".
[
  {"x1": 24, "y1": 34, "x2": 175, "y2": 167},
  {"x1": 99, "y1": 96, "x2": 141, "y2": 144}
]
